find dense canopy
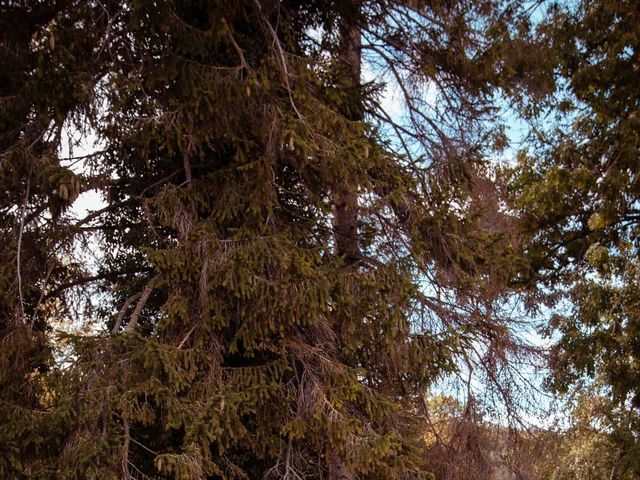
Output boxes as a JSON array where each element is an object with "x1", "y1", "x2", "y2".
[{"x1": 0, "y1": 0, "x2": 637, "y2": 479}]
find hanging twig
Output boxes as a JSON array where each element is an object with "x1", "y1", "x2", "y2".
[{"x1": 16, "y1": 176, "x2": 31, "y2": 323}]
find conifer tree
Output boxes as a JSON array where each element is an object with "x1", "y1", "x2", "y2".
[{"x1": 1, "y1": 1, "x2": 546, "y2": 478}]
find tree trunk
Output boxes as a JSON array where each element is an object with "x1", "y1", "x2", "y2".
[
  {"x1": 609, "y1": 465, "x2": 618, "y2": 480},
  {"x1": 333, "y1": 2, "x2": 362, "y2": 265},
  {"x1": 328, "y1": 448, "x2": 353, "y2": 480},
  {"x1": 329, "y1": 4, "x2": 361, "y2": 480}
]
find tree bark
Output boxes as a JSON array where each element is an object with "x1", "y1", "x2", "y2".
[
  {"x1": 329, "y1": 4, "x2": 361, "y2": 480},
  {"x1": 609, "y1": 465, "x2": 618, "y2": 480},
  {"x1": 333, "y1": 3, "x2": 362, "y2": 265},
  {"x1": 328, "y1": 448, "x2": 353, "y2": 480}
]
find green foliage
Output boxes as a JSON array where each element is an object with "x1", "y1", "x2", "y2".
[
  {"x1": 508, "y1": 0, "x2": 640, "y2": 476},
  {"x1": 1, "y1": 1, "x2": 546, "y2": 479},
  {"x1": 534, "y1": 394, "x2": 637, "y2": 480}
]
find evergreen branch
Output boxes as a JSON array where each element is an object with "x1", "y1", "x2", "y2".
[
  {"x1": 221, "y1": 19, "x2": 250, "y2": 72},
  {"x1": 42, "y1": 267, "x2": 151, "y2": 301},
  {"x1": 74, "y1": 201, "x2": 131, "y2": 228}
]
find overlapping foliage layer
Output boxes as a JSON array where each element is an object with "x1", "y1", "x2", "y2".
[
  {"x1": 0, "y1": 0, "x2": 603, "y2": 479},
  {"x1": 508, "y1": 1, "x2": 640, "y2": 478}
]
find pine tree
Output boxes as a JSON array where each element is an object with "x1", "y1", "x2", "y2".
[{"x1": 2, "y1": 1, "x2": 546, "y2": 478}]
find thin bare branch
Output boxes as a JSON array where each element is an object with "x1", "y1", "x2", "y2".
[
  {"x1": 16, "y1": 176, "x2": 30, "y2": 323},
  {"x1": 112, "y1": 292, "x2": 142, "y2": 335},
  {"x1": 124, "y1": 275, "x2": 160, "y2": 333}
]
